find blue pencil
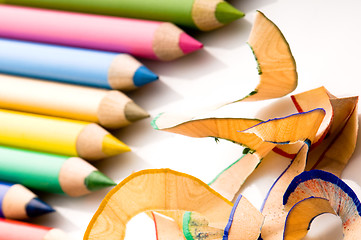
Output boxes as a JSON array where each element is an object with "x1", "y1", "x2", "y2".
[
  {"x1": 0, "y1": 181, "x2": 54, "y2": 220},
  {"x1": 0, "y1": 38, "x2": 158, "y2": 90}
]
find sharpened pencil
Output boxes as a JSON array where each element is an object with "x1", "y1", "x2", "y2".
[
  {"x1": 0, "y1": 109, "x2": 131, "y2": 161},
  {"x1": 0, "y1": 74, "x2": 149, "y2": 129},
  {"x1": 0, "y1": 181, "x2": 54, "y2": 219},
  {"x1": 0, "y1": 146, "x2": 116, "y2": 197},
  {"x1": 0, "y1": 38, "x2": 158, "y2": 91},
  {"x1": 0, "y1": 5, "x2": 203, "y2": 60},
  {"x1": 0, "y1": 0, "x2": 244, "y2": 31},
  {"x1": 0, "y1": 218, "x2": 70, "y2": 240}
]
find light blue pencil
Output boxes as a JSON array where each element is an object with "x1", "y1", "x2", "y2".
[{"x1": 0, "y1": 38, "x2": 158, "y2": 90}]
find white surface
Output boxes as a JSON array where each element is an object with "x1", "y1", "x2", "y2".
[{"x1": 31, "y1": 0, "x2": 361, "y2": 239}]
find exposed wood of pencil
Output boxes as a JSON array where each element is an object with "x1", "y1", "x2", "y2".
[
  {"x1": 283, "y1": 197, "x2": 336, "y2": 240},
  {"x1": 157, "y1": 118, "x2": 275, "y2": 157},
  {"x1": 184, "y1": 211, "x2": 225, "y2": 239},
  {"x1": 306, "y1": 96, "x2": 358, "y2": 176},
  {"x1": 260, "y1": 142, "x2": 309, "y2": 240},
  {"x1": 153, "y1": 23, "x2": 184, "y2": 61},
  {"x1": 76, "y1": 123, "x2": 129, "y2": 160},
  {"x1": 84, "y1": 169, "x2": 233, "y2": 239},
  {"x1": 108, "y1": 54, "x2": 142, "y2": 91},
  {"x1": 58, "y1": 157, "x2": 95, "y2": 197},
  {"x1": 208, "y1": 109, "x2": 327, "y2": 209},
  {"x1": 283, "y1": 171, "x2": 361, "y2": 240},
  {"x1": 149, "y1": 210, "x2": 225, "y2": 239},
  {"x1": 151, "y1": 212, "x2": 185, "y2": 240},
  {"x1": 106, "y1": 53, "x2": 158, "y2": 90},
  {"x1": 192, "y1": 0, "x2": 223, "y2": 31},
  {"x1": 2, "y1": 184, "x2": 36, "y2": 219},
  {"x1": 146, "y1": 210, "x2": 185, "y2": 230},
  {"x1": 243, "y1": 110, "x2": 325, "y2": 144},
  {"x1": 291, "y1": 86, "x2": 333, "y2": 144},
  {"x1": 244, "y1": 11, "x2": 297, "y2": 101},
  {"x1": 98, "y1": 90, "x2": 149, "y2": 129},
  {"x1": 226, "y1": 196, "x2": 264, "y2": 240},
  {"x1": 209, "y1": 153, "x2": 262, "y2": 201},
  {"x1": 155, "y1": 109, "x2": 325, "y2": 159}
]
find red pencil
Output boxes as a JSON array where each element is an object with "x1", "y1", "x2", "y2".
[{"x1": 0, "y1": 218, "x2": 69, "y2": 240}]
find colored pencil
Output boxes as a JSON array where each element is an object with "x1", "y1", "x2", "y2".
[
  {"x1": 0, "y1": 181, "x2": 54, "y2": 219},
  {"x1": 0, "y1": 5, "x2": 203, "y2": 61},
  {"x1": 0, "y1": 74, "x2": 149, "y2": 129},
  {"x1": 0, "y1": 38, "x2": 157, "y2": 91},
  {"x1": 0, "y1": 146, "x2": 116, "y2": 197},
  {"x1": 0, "y1": 218, "x2": 69, "y2": 240},
  {"x1": 0, "y1": 109, "x2": 130, "y2": 161},
  {"x1": 0, "y1": 0, "x2": 244, "y2": 31}
]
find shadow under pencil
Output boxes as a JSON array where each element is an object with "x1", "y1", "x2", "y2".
[{"x1": 142, "y1": 49, "x2": 227, "y2": 79}]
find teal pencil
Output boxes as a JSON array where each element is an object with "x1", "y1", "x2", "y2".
[{"x1": 0, "y1": 145, "x2": 116, "y2": 197}]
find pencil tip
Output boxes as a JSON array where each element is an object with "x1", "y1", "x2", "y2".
[
  {"x1": 133, "y1": 66, "x2": 159, "y2": 87},
  {"x1": 179, "y1": 33, "x2": 203, "y2": 55},
  {"x1": 26, "y1": 198, "x2": 55, "y2": 218},
  {"x1": 102, "y1": 134, "x2": 131, "y2": 156},
  {"x1": 85, "y1": 171, "x2": 116, "y2": 192},
  {"x1": 215, "y1": 2, "x2": 245, "y2": 25},
  {"x1": 125, "y1": 101, "x2": 150, "y2": 122}
]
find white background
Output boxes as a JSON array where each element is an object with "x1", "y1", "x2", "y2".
[{"x1": 31, "y1": 0, "x2": 361, "y2": 239}]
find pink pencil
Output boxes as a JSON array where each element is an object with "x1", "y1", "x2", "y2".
[{"x1": 0, "y1": 5, "x2": 203, "y2": 61}]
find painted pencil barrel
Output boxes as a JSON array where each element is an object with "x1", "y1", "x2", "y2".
[
  {"x1": 0, "y1": 0, "x2": 244, "y2": 31},
  {"x1": 0, "y1": 38, "x2": 158, "y2": 90},
  {"x1": 0, "y1": 181, "x2": 54, "y2": 219},
  {"x1": 0, "y1": 109, "x2": 131, "y2": 161},
  {"x1": 0, "y1": 5, "x2": 202, "y2": 60},
  {"x1": 0, "y1": 218, "x2": 69, "y2": 240},
  {"x1": 0, "y1": 146, "x2": 116, "y2": 197},
  {"x1": 0, "y1": 74, "x2": 149, "y2": 129}
]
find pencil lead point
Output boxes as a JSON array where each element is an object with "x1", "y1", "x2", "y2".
[
  {"x1": 102, "y1": 134, "x2": 131, "y2": 156},
  {"x1": 85, "y1": 171, "x2": 116, "y2": 192},
  {"x1": 26, "y1": 198, "x2": 55, "y2": 218},
  {"x1": 125, "y1": 102, "x2": 150, "y2": 122},
  {"x1": 215, "y1": 2, "x2": 245, "y2": 25},
  {"x1": 179, "y1": 33, "x2": 203, "y2": 54},
  {"x1": 133, "y1": 66, "x2": 158, "y2": 87}
]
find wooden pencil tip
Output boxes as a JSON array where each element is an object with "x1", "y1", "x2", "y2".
[
  {"x1": 125, "y1": 101, "x2": 150, "y2": 122},
  {"x1": 102, "y1": 134, "x2": 131, "y2": 156},
  {"x1": 26, "y1": 197, "x2": 55, "y2": 218},
  {"x1": 215, "y1": 2, "x2": 245, "y2": 25},
  {"x1": 179, "y1": 33, "x2": 203, "y2": 55},
  {"x1": 85, "y1": 171, "x2": 116, "y2": 192}
]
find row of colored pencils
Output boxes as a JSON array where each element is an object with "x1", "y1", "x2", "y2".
[{"x1": 0, "y1": 0, "x2": 244, "y2": 238}]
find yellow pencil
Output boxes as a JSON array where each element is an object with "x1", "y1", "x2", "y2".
[
  {"x1": 0, "y1": 109, "x2": 130, "y2": 161},
  {"x1": 0, "y1": 74, "x2": 149, "y2": 129}
]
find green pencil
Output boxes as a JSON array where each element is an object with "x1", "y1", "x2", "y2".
[
  {"x1": 1, "y1": 0, "x2": 245, "y2": 31},
  {"x1": 0, "y1": 145, "x2": 116, "y2": 197}
]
